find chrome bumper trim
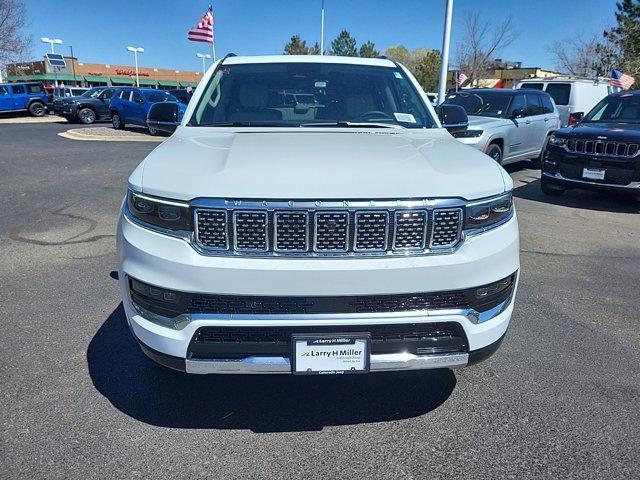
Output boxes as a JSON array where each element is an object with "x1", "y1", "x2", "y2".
[
  {"x1": 543, "y1": 171, "x2": 640, "y2": 189},
  {"x1": 184, "y1": 352, "x2": 469, "y2": 374}
]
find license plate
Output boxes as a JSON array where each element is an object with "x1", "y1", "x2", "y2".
[
  {"x1": 292, "y1": 334, "x2": 370, "y2": 375},
  {"x1": 582, "y1": 168, "x2": 605, "y2": 180}
]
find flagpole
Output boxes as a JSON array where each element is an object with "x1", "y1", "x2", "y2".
[
  {"x1": 320, "y1": 0, "x2": 325, "y2": 55},
  {"x1": 210, "y1": 4, "x2": 216, "y2": 62}
]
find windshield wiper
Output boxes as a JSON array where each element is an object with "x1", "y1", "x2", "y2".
[{"x1": 300, "y1": 121, "x2": 404, "y2": 129}]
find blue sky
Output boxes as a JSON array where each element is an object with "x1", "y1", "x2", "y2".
[{"x1": 24, "y1": 0, "x2": 618, "y2": 71}]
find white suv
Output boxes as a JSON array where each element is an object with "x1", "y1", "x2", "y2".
[{"x1": 117, "y1": 55, "x2": 519, "y2": 375}]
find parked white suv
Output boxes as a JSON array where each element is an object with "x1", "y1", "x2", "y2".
[
  {"x1": 517, "y1": 77, "x2": 618, "y2": 127},
  {"x1": 117, "y1": 55, "x2": 520, "y2": 375},
  {"x1": 444, "y1": 88, "x2": 560, "y2": 166}
]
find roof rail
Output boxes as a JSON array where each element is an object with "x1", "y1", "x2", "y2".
[{"x1": 520, "y1": 74, "x2": 612, "y2": 83}]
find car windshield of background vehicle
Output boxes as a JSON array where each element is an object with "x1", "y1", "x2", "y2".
[
  {"x1": 189, "y1": 62, "x2": 435, "y2": 128},
  {"x1": 545, "y1": 83, "x2": 571, "y2": 105},
  {"x1": 146, "y1": 91, "x2": 178, "y2": 103},
  {"x1": 444, "y1": 92, "x2": 512, "y2": 118},
  {"x1": 81, "y1": 88, "x2": 103, "y2": 98},
  {"x1": 583, "y1": 94, "x2": 640, "y2": 124}
]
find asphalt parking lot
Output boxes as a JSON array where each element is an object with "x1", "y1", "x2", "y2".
[{"x1": 1, "y1": 121, "x2": 639, "y2": 479}]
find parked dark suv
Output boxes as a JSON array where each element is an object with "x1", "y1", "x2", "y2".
[
  {"x1": 542, "y1": 91, "x2": 640, "y2": 196},
  {"x1": 53, "y1": 86, "x2": 116, "y2": 124}
]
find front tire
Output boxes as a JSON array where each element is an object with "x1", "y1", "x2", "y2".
[
  {"x1": 78, "y1": 107, "x2": 96, "y2": 125},
  {"x1": 541, "y1": 176, "x2": 565, "y2": 196},
  {"x1": 111, "y1": 112, "x2": 124, "y2": 130},
  {"x1": 486, "y1": 143, "x2": 503, "y2": 164},
  {"x1": 28, "y1": 102, "x2": 46, "y2": 117}
]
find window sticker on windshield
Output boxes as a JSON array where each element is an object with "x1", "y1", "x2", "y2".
[
  {"x1": 394, "y1": 113, "x2": 416, "y2": 123},
  {"x1": 394, "y1": 72, "x2": 403, "y2": 79},
  {"x1": 314, "y1": 81, "x2": 327, "y2": 88}
]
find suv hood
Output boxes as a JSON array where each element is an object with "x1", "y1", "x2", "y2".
[
  {"x1": 556, "y1": 122, "x2": 640, "y2": 141},
  {"x1": 133, "y1": 128, "x2": 508, "y2": 201}
]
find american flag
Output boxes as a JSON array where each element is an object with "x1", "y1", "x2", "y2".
[
  {"x1": 188, "y1": 6, "x2": 214, "y2": 44},
  {"x1": 456, "y1": 72, "x2": 468, "y2": 87},
  {"x1": 610, "y1": 69, "x2": 635, "y2": 90}
]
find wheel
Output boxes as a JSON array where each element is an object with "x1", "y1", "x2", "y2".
[
  {"x1": 78, "y1": 107, "x2": 96, "y2": 125},
  {"x1": 486, "y1": 143, "x2": 503, "y2": 164},
  {"x1": 28, "y1": 102, "x2": 46, "y2": 117},
  {"x1": 541, "y1": 176, "x2": 565, "y2": 196},
  {"x1": 147, "y1": 126, "x2": 160, "y2": 136},
  {"x1": 531, "y1": 136, "x2": 550, "y2": 168},
  {"x1": 111, "y1": 112, "x2": 124, "y2": 130}
]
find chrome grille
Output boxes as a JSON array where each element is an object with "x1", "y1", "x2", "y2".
[
  {"x1": 393, "y1": 210, "x2": 427, "y2": 250},
  {"x1": 431, "y1": 209, "x2": 462, "y2": 248},
  {"x1": 354, "y1": 211, "x2": 388, "y2": 252},
  {"x1": 194, "y1": 200, "x2": 466, "y2": 257},
  {"x1": 566, "y1": 139, "x2": 639, "y2": 158},
  {"x1": 234, "y1": 211, "x2": 268, "y2": 251},
  {"x1": 195, "y1": 209, "x2": 228, "y2": 250},
  {"x1": 274, "y1": 211, "x2": 308, "y2": 252},
  {"x1": 315, "y1": 212, "x2": 349, "y2": 252}
]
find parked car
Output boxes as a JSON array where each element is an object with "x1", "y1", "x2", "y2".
[
  {"x1": 443, "y1": 88, "x2": 561, "y2": 166},
  {"x1": 45, "y1": 86, "x2": 90, "y2": 113},
  {"x1": 52, "y1": 86, "x2": 116, "y2": 124},
  {"x1": 168, "y1": 88, "x2": 193, "y2": 105},
  {"x1": 118, "y1": 55, "x2": 520, "y2": 375},
  {"x1": 541, "y1": 90, "x2": 640, "y2": 197},
  {"x1": 517, "y1": 77, "x2": 617, "y2": 127},
  {"x1": 0, "y1": 82, "x2": 48, "y2": 116},
  {"x1": 109, "y1": 88, "x2": 185, "y2": 135},
  {"x1": 51, "y1": 86, "x2": 89, "y2": 98}
]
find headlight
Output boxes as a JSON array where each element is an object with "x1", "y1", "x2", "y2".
[
  {"x1": 464, "y1": 191, "x2": 513, "y2": 231},
  {"x1": 548, "y1": 135, "x2": 567, "y2": 147},
  {"x1": 453, "y1": 129, "x2": 483, "y2": 139},
  {"x1": 126, "y1": 190, "x2": 192, "y2": 231}
]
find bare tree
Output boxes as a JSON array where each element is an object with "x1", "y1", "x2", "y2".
[
  {"x1": 549, "y1": 33, "x2": 612, "y2": 77},
  {"x1": 0, "y1": 0, "x2": 31, "y2": 67},
  {"x1": 455, "y1": 11, "x2": 518, "y2": 86}
]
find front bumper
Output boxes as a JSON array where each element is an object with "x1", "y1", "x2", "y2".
[
  {"x1": 117, "y1": 210, "x2": 520, "y2": 373},
  {"x1": 543, "y1": 146, "x2": 640, "y2": 192}
]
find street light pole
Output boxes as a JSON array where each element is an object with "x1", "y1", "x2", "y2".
[
  {"x1": 437, "y1": 0, "x2": 454, "y2": 105},
  {"x1": 69, "y1": 45, "x2": 77, "y2": 86},
  {"x1": 41, "y1": 37, "x2": 63, "y2": 87},
  {"x1": 196, "y1": 53, "x2": 212, "y2": 75},
  {"x1": 126, "y1": 46, "x2": 144, "y2": 87},
  {"x1": 320, "y1": 0, "x2": 325, "y2": 55}
]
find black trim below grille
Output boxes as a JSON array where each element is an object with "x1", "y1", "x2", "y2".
[
  {"x1": 187, "y1": 322, "x2": 469, "y2": 359},
  {"x1": 128, "y1": 274, "x2": 516, "y2": 318}
]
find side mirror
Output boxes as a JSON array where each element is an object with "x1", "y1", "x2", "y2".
[
  {"x1": 436, "y1": 104, "x2": 468, "y2": 134},
  {"x1": 147, "y1": 102, "x2": 180, "y2": 133},
  {"x1": 509, "y1": 108, "x2": 526, "y2": 119},
  {"x1": 569, "y1": 112, "x2": 584, "y2": 125}
]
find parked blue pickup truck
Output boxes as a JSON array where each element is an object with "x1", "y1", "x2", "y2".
[{"x1": 0, "y1": 82, "x2": 49, "y2": 116}]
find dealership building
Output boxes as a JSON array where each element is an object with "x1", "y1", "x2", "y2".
[{"x1": 5, "y1": 55, "x2": 203, "y2": 89}]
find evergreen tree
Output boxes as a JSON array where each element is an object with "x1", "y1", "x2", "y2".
[
  {"x1": 331, "y1": 30, "x2": 358, "y2": 56},
  {"x1": 358, "y1": 41, "x2": 380, "y2": 58}
]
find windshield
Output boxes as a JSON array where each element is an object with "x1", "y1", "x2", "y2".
[
  {"x1": 145, "y1": 91, "x2": 178, "y2": 103},
  {"x1": 189, "y1": 62, "x2": 434, "y2": 128},
  {"x1": 444, "y1": 91, "x2": 512, "y2": 118},
  {"x1": 583, "y1": 94, "x2": 640, "y2": 124},
  {"x1": 81, "y1": 88, "x2": 104, "y2": 98}
]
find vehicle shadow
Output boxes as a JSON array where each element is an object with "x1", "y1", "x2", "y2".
[
  {"x1": 513, "y1": 177, "x2": 640, "y2": 214},
  {"x1": 87, "y1": 304, "x2": 457, "y2": 432}
]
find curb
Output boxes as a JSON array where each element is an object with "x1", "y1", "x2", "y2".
[
  {"x1": 58, "y1": 129, "x2": 164, "y2": 142},
  {"x1": 0, "y1": 115, "x2": 67, "y2": 124}
]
